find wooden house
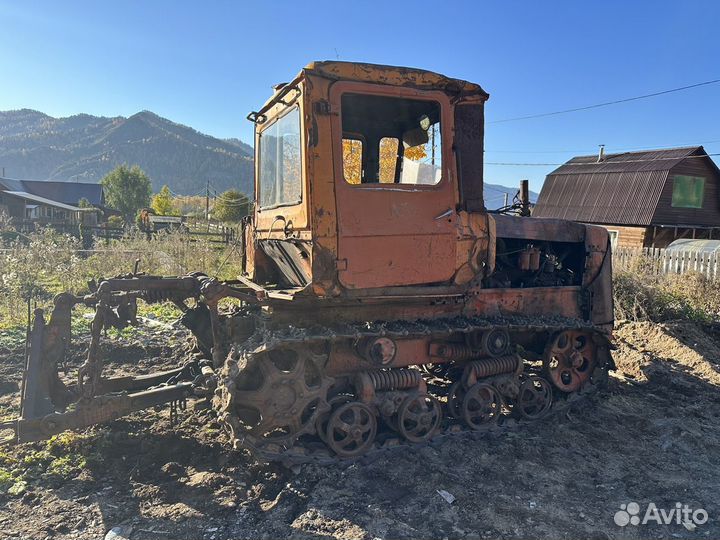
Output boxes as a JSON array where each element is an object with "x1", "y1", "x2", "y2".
[
  {"x1": 532, "y1": 146, "x2": 720, "y2": 248},
  {"x1": 0, "y1": 176, "x2": 104, "y2": 228}
]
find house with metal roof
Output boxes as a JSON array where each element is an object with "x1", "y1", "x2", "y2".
[
  {"x1": 0, "y1": 176, "x2": 104, "y2": 228},
  {"x1": 532, "y1": 146, "x2": 720, "y2": 248}
]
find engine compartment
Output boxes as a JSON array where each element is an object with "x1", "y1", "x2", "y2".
[{"x1": 485, "y1": 238, "x2": 585, "y2": 288}]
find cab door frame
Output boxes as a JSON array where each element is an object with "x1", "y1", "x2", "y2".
[{"x1": 329, "y1": 81, "x2": 459, "y2": 289}]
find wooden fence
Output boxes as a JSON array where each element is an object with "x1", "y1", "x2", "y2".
[
  {"x1": 613, "y1": 247, "x2": 720, "y2": 280},
  {"x1": 13, "y1": 221, "x2": 240, "y2": 246}
]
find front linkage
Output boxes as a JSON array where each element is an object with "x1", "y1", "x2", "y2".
[{"x1": 1, "y1": 269, "x2": 262, "y2": 445}]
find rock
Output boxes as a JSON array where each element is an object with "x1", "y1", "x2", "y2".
[
  {"x1": 105, "y1": 524, "x2": 133, "y2": 540},
  {"x1": 161, "y1": 461, "x2": 184, "y2": 476},
  {"x1": 437, "y1": 489, "x2": 455, "y2": 504}
]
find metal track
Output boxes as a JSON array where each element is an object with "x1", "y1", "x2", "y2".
[{"x1": 216, "y1": 314, "x2": 611, "y2": 467}]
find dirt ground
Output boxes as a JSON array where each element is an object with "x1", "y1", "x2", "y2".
[{"x1": 1, "y1": 317, "x2": 719, "y2": 540}]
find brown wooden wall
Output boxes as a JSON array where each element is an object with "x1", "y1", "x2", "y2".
[
  {"x1": 653, "y1": 158, "x2": 720, "y2": 226},
  {"x1": 600, "y1": 225, "x2": 647, "y2": 248},
  {"x1": 0, "y1": 193, "x2": 26, "y2": 220}
]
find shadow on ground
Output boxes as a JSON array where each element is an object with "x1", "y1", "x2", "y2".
[{"x1": 1, "y1": 320, "x2": 719, "y2": 539}]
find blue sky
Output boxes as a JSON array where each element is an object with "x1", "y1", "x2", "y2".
[{"x1": 2, "y1": 0, "x2": 719, "y2": 201}]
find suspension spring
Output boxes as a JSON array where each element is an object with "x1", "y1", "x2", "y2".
[
  {"x1": 367, "y1": 369, "x2": 422, "y2": 391},
  {"x1": 430, "y1": 342, "x2": 476, "y2": 361},
  {"x1": 465, "y1": 355, "x2": 519, "y2": 381}
]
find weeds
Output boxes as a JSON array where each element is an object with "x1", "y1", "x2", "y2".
[
  {"x1": 0, "y1": 431, "x2": 109, "y2": 496},
  {"x1": 613, "y1": 268, "x2": 720, "y2": 323},
  {"x1": 0, "y1": 226, "x2": 242, "y2": 327}
]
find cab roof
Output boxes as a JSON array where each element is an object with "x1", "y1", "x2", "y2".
[
  {"x1": 256, "y1": 61, "x2": 489, "y2": 120},
  {"x1": 304, "y1": 61, "x2": 489, "y2": 99}
]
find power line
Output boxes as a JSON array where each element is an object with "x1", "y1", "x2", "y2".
[
  {"x1": 486, "y1": 139, "x2": 720, "y2": 154},
  {"x1": 486, "y1": 152, "x2": 720, "y2": 167},
  {"x1": 489, "y1": 78, "x2": 720, "y2": 124}
]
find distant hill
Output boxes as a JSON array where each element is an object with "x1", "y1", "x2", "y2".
[
  {"x1": 484, "y1": 182, "x2": 539, "y2": 210},
  {"x1": 0, "y1": 109, "x2": 539, "y2": 204},
  {"x1": 0, "y1": 109, "x2": 254, "y2": 195}
]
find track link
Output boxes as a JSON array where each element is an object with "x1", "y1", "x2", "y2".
[{"x1": 215, "y1": 315, "x2": 612, "y2": 466}]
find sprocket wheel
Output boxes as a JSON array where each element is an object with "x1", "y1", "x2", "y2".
[
  {"x1": 462, "y1": 382, "x2": 502, "y2": 429},
  {"x1": 396, "y1": 394, "x2": 442, "y2": 443},
  {"x1": 326, "y1": 402, "x2": 377, "y2": 458},
  {"x1": 543, "y1": 330, "x2": 597, "y2": 393},
  {"x1": 216, "y1": 344, "x2": 332, "y2": 451},
  {"x1": 515, "y1": 376, "x2": 553, "y2": 419}
]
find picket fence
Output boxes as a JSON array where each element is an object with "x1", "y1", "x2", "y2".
[{"x1": 613, "y1": 247, "x2": 720, "y2": 280}]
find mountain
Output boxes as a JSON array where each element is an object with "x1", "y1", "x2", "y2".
[
  {"x1": 484, "y1": 182, "x2": 539, "y2": 210},
  {"x1": 0, "y1": 109, "x2": 254, "y2": 195},
  {"x1": 0, "y1": 109, "x2": 540, "y2": 205}
]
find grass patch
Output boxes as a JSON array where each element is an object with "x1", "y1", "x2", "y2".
[
  {"x1": 614, "y1": 269, "x2": 720, "y2": 323},
  {"x1": 0, "y1": 325, "x2": 26, "y2": 350},
  {"x1": 137, "y1": 302, "x2": 183, "y2": 323},
  {"x1": 0, "y1": 431, "x2": 111, "y2": 496}
]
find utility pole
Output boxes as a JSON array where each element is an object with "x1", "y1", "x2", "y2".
[
  {"x1": 519, "y1": 179, "x2": 531, "y2": 217},
  {"x1": 205, "y1": 180, "x2": 210, "y2": 230},
  {"x1": 503, "y1": 192, "x2": 509, "y2": 207}
]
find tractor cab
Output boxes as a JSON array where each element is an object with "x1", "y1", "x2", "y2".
[{"x1": 246, "y1": 61, "x2": 490, "y2": 294}]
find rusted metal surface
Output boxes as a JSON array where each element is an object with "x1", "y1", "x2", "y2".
[
  {"x1": 542, "y1": 330, "x2": 598, "y2": 393},
  {"x1": 5, "y1": 61, "x2": 616, "y2": 464}
]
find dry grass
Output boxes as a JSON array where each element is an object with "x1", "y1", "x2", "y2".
[
  {"x1": 3, "y1": 225, "x2": 718, "y2": 327},
  {"x1": 613, "y1": 257, "x2": 720, "y2": 323},
  {"x1": 0, "y1": 226, "x2": 242, "y2": 326}
]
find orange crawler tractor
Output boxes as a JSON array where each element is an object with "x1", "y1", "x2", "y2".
[{"x1": 3, "y1": 62, "x2": 614, "y2": 463}]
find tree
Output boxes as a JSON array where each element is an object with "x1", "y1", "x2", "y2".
[
  {"x1": 77, "y1": 197, "x2": 93, "y2": 209},
  {"x1": 0, "y1": 208, "x2": 12, "y2": 231},
  {"x1": 151, "y1": 185, "x2": 175, "y2": 215},
  {"x1": 213, "y1": 189, "x2": 250, "y2": 223},
  {"x1": 342, "y1": 134, "x2": 431, "y2": 184},
  {"x1": 100, "y1": 165, "x2": 152, "y2": 221}
]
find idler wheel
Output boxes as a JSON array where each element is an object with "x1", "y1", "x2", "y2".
[{"x1": 543, "y1": 330, "x2": 597, "y2": 393}]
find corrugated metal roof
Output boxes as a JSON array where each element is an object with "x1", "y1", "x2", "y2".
[
  {"x1": 0, "y1": 177, "x2": 104, "y2": 206},
  {"x1": 4, "y1": 191, "x2": 84, "y2": 211},
  {"x1": 546, "y1": 146, "x2": 700, "y2": 176},
  {"x1": 532, "y1": 146, "x2": 718, "y2": 226}
]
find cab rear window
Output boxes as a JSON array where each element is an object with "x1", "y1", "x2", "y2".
[{"x1": 341, "y1": 93, "x2": 441, "y2": 186}]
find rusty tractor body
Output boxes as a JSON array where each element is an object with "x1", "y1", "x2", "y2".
[{"x1": 2, "y1": 62, "x2": 614, "y2": 463}]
